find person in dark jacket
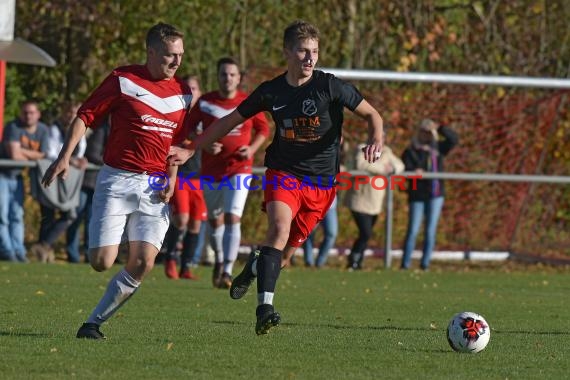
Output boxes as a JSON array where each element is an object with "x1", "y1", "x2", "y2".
[
  {"x1": 66, "y1": 119, "x2": 109, "y2": 263},
  {"x1": 400, "y1": 118, "x2": 458, "y2": 270}
]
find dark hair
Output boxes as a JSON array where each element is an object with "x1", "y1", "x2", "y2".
[
  {"x1": 145, "y1": 22, "x2": 184, "y2": 50},
  {"x1": 20, "y1": 99, "x2": 40, "y2": 110},
  {"x1": 216, "y1": 57, "x2": 241, "y2": 73},
  {"x1": 182, "y1": 74, "x2": 200, "y2": 83},
  {"x1": 283, "y1": 20, "x2": 320, "y2": 50}
]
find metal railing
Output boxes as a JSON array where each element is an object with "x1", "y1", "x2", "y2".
[
  {"x1": 383, "y1": 171, "x2": 570, "y2": 268},
  {"x1": 2, "y1": 159, "x2": 568, "y2": 268}
]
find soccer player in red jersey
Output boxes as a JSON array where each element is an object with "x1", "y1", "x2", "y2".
[
  {"x1": 163, "y1": 74, "x2": 208, "y2": 280},
  {"x1": 169, "y1": 20, "x2": 383, "y2": 335},
  {"x1": 42, "y1": 22, "x2": 192, "y2": 339},
  {"x1": 185, "y1": 57, "x2": 269, "y2": 288}
]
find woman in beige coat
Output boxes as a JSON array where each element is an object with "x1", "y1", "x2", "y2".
[{"x1": 345, "y1": 140, "x2": 404, "y2": 269}]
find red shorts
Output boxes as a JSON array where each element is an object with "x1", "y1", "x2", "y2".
[
  {"x1": 263, "y1": 169, "x2": 336, "y2": 247},
  {"x1": 170, "y1": 177, "x2": 207, "y2": 221}
]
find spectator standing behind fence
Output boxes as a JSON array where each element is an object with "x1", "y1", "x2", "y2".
[
  {"x1": 31, "y1": 101, "x2": 87, "y2": 263},
  {"x1": 400, "y1": 119, "x2": 458, "y2": 271},
  {"x1": 66, "y1": 117, "x2": 110, "y2": 263},
  {"x1": 185, "y1": 57, "x2": 270, "y2": 289},
  {"x1": 162, "y1": 74, "x2": 207, "y2": 280},
  {"x1": 0, "y1": 100, "x2": 49, "y2": 262},
  {"x1": 344, "y1": 137, "x2": 404, "y2": 270},
  {"x1": 46, "y1": 102, "x2": 86, "y2": 162}
]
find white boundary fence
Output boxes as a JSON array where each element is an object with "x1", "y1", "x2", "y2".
[
  {"x1": 2, "y1": 160, "x2": 568, "y2": 267},
  {"x1": 3, "y1": 67, "x2": 570, "y2": 267},
  {"x1": 382, "y1": 172, "x2": 570, "y2": 268}
]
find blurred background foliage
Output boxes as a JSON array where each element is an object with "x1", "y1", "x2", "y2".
[
  {"x1": 5, "y1": 0, "x2": 570, "y2": 256},
  {"x1": 7, "y1": 0, "x2": 570, "y2": 118}
]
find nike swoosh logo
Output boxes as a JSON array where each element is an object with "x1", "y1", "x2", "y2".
[
  {"x1": 272, "y1": 104, "x2": 287, "y2": 111},
  {"x1": 136, "y1": 93, "x2": 148, "y2": 97}
]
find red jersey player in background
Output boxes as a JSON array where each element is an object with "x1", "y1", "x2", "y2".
[
  {"x1": 185, "y1": 57, "x2": 269, "y2": 289},
  {"x1": 162, "y1": 74, "x2": 208, "y2": 280},
  {"x1": 42, "y1": 22, "x2": 192, "y2": 339}
]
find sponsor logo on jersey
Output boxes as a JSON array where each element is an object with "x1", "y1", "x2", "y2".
[
  {"x1": 302, "y1": 99, "x2": 317, "y2": 116},
  {"x1": 141, "y1": 114, "x2": 178, "y2": 129}
]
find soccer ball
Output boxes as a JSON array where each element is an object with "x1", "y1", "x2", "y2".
[{"x1": 446, "y1": 312, "x2": 490, "y2": 353}]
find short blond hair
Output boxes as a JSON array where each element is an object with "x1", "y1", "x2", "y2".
[
  {"x1": 283, "y1": 20, "x2": 320, "y2": 50},
  {"x1": 146, "y1": 22, "x2": 184, "y2": 50}
]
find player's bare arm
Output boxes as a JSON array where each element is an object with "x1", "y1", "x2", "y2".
[
  {"x1": 353, "y1": 99, "x2": 384, "y2": 163},
  {"x1": 168, "y1": 109, "x2": 246, "y2": 165},
  {"x1": 41, "y1": 117, "x2": 88, "y2": 187}
]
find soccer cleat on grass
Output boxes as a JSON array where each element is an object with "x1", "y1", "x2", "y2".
[
  {"x1": 255, "y1": 304, "x2": 281, "y2": 335},
  {"x1": 229, "y1": 249, "x2": 259, "y2": 299},
  {"x1": 180, "y1": 268, "x2": 199, "y2": 280},
  {"x1": 76, "y1": 323, "x2": 106, "y2": 340},
  {"x1": 218, "y1": 272, "x2": 232, "y2": 289},
  {"x1": 164, "y1": 259, "x2": 179, "y2": 279}
]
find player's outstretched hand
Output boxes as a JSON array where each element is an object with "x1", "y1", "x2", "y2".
[
  {"x1": 168, "y1": 146, "x2": 194, "y2": 166},
  {"x1": 158, "y1": 181, "x2": 175, "y2": 203},
  {"x1": 41, "y1": 158, "x2": 70, "y2": 187},
  {"x1": 236, "y1": 145, "x2": 252, "y2": 160},
  {"x1": 361, "y1": 141, "x2": 384, "y2": 163}
]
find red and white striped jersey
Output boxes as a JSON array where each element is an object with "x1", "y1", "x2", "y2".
[
  {"x1": 186, "y1": 91, "x2": 269, "y2": 181},
  {"x1": 78, "y1": 65, "x2": 192, "y2": 174}
]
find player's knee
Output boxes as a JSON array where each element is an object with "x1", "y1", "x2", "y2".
[
  {"x1": 141, "y1": 259, "x2": 155, "y2": 273},
  {"x1": 88, "y1": 248, "x2": 115, "y2": 272},
  {"x1": 135, "y1": 255, "x2": 155, "y2": 275},
  {"x1": 90, "y1": 257, "x2": 113, "y2": 272},
  {"x1": 267, "y1": 221, "x2": 290, "y2": 247},
  {"x1": 173, "y1": 214, "x2": 189, "y2": 228}
]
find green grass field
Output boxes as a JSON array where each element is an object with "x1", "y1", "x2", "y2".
[{"x1": 0, "y1": 261, "x2": 568, "y2": 379}]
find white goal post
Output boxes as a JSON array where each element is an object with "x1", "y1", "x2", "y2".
[{"x1": 321, "y1": 68, "x2": 570, "y2": 89}]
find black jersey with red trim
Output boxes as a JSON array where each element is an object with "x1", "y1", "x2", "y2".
[{"x1": 237, "y1": 70, "x2": 363, "y2": 184}]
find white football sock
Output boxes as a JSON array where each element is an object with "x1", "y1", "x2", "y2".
[
  {"x1": 210, "y1": 225, "x2": 224, "y2": 264},
  {"x1": 257, "y1": 292, "x2": 274, "y2": 306},
  {"x1": 222, "y1": 222, "x2": 241, "y2": 274},
  {"x1": 86, "y1": 269, "x2": 140, "y2": 325}
]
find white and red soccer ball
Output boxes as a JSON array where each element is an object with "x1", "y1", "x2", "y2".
[{"x1": 447, "y1": 312, "x2": 490, "y2": 353}]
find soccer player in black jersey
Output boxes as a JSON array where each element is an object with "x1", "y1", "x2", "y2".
[{"x1": 169, "y1": 20, "x2": 384, "y2": 335}]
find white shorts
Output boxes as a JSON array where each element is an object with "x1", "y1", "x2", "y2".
[
  {"x1": 89, "y1": 165, "x2": 170, "y2": 250},
  {"x1": 202, "y1": 173, "x2": 252, "y2": 220}
]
